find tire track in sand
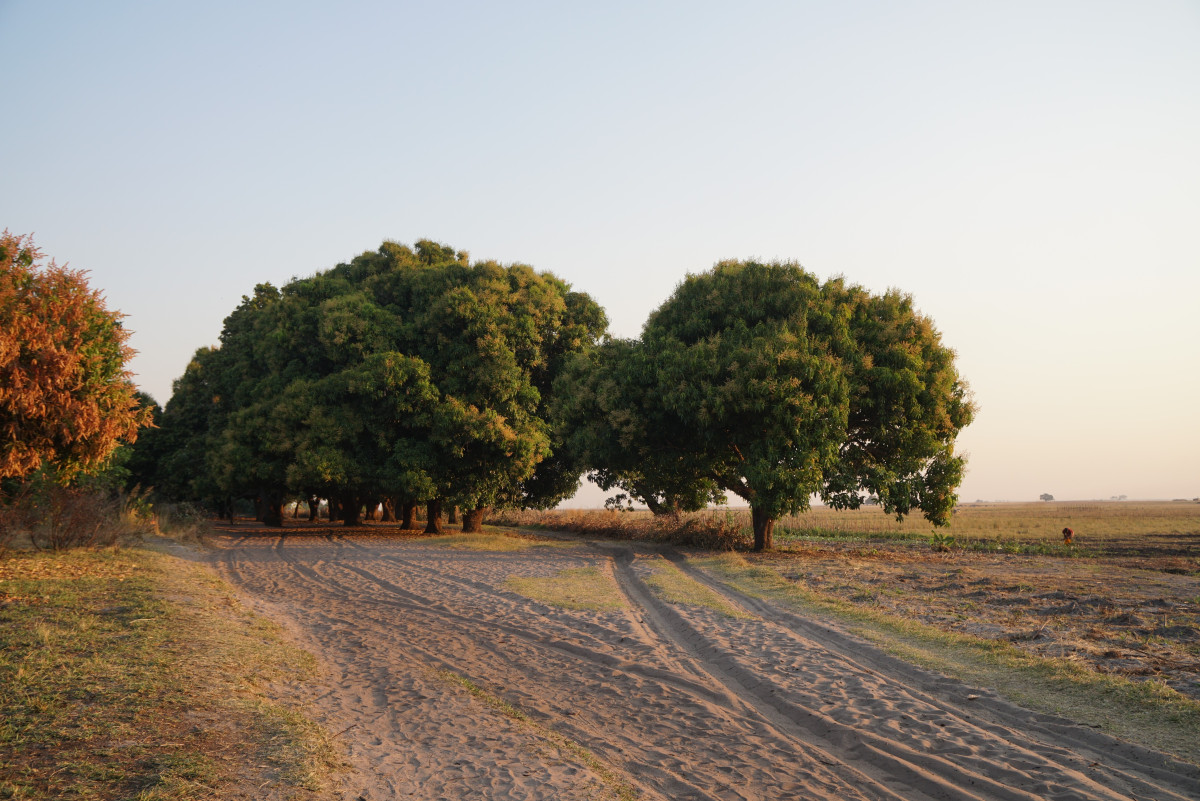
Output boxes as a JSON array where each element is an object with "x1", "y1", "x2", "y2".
[
  {"x1": 625, "y1": 546, "x2": 1200, "y2": 801},
  {"x1": 217, "y1": 535, "x2": 900, "y2": 799},
  {"x1": 314, "y1": 548, "x2": 880, "y2": 799},
  {"x1": 209, "y1": 533, "x2": 1200, "y2": 801}
]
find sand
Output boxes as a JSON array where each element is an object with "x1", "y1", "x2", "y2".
[{"x1": 207, "y1": 527, "x2": 1200, "y2": 800}]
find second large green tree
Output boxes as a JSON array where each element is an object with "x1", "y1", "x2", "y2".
[{"x1": 563, "y1": 260, "x2": 974, "y2": 550}]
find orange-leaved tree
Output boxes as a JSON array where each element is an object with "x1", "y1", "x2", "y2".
[{"x1": 0, "y1": 231, "x2": 151, "y2": 482}]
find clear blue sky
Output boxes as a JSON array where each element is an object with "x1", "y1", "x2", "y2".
[{"x1": 2, "y1": 1, "x2": 1197, "y2": 504}]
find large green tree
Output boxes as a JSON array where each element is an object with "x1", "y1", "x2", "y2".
[
  {"x1": 555, "y1": 339, "x2": 725, "y2": 516},
  {"x1": 601, "y1": 260, "x2": 973, "y2": 550},
  {"x1": 152, "y1": 239, "x2": 606, "y2": 529},
  {"x1": 369, "y1": 250, "x2": 607, "y2": 529}
]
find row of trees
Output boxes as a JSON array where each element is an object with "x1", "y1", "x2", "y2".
[
  {"x1": 2, "y1": 230, "x2": 974, "y2": 551},
  {"x1": 131, "y1": 240, "x2": 608, "y2": 531},
  {"x1": 133, "y1": 243, "x2": 973, "y2": 550}
]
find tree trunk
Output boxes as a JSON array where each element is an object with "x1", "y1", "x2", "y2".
[
  {"x1": 368, "y1": 498, "x2": 385, "y2": 521},
  {"x1": 307, "y1": 496, "x2": 319, "y2": 522},
  {"x1": 341, "y1": 491, "x2": 362, "y2": 527},
  {"x1": 461, "y1": 506, "x2": 489, "y2": 533},
  {"x1": 260, "y1": 490, "x2": 284, "y2": 527},
  {"x1": 751, "y1": 506, "x2": 774, "y2": 552},
  {"x1": 401, "y1": 502, "x2": 418, "y2": 530},
  {"x1": 424, "y1": 498, "x2": 443, "y2": 534},
  {"x1": 447, "y1": 506, "x2": 459, "y2": 525},
  {"x1": 381, "y1": 497, "x2": 397, "y2": 522}
]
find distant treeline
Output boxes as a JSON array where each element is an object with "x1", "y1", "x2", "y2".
[{"x1": 127, "y1": 240, "x2": 974, "y2": 550}]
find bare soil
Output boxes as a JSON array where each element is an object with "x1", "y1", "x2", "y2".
[{"x1": 207, "y1": 522, "x2": 1199, "y2": 800}]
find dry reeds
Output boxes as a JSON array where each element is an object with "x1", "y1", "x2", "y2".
[{"x1": 488, "y1": 508, "x2": 750, "y2": 550}]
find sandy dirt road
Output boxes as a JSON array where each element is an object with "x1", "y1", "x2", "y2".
[{"x1": 208, "y1": 529, "x2": 1200, "y2": 800}]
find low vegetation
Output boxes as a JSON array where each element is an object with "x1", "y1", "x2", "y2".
[
  {"x1": 699, "y1": 551, "x2": 1200, "y2": 764},
  {"x1": 492, "y1": 500, "x2": 1200, "y2": 555},
  {"x1": 488, "y1": 508, "x2": 748, "y2": 550},
  {"x1": 505, "y1": 566, "x2": 626, "y2": 611},
  {"x1": 0, "y1": 540, "x2": 339, "y2": 800},
  {"x1": 642, "y1": 557, "x2": 755, "y2": 619}
]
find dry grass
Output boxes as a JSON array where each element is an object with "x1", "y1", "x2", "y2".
[
  {"x1": 642, "y1": 557, "x2": 755, "y2": 619},
  {"x1": 505, "y1": 566, "x2": 626, "y2": 611},
  {"x1": 0, "y1": 540, "x2": 340, "y2": 800},
  {"x1": 699, "y1": 551, "x2": 1200, "y2": 765},
  {"x1": 489, "y1": 508, "x2": 748, "y2": 550},
  {"x1": 421, "y1": 530, "x2": 578, "y2": 552},
  {"x1": 775, "y1": 500, "x2": 1200, "y2": 550},
  {"x1": 496, "y1": 501, "x2": 1200, "y2": 555}
]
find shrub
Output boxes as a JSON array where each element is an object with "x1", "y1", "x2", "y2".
[{"x1": 28, "y1": 485, "x2": 124, "y2": 550}]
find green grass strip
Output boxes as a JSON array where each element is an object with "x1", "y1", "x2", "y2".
[
  {"x1": 644, "y1": 558, "x2": 756, "y2": 619},
  {"x1": 505, "y1": 566, "x2": 626, "y2": 611}
]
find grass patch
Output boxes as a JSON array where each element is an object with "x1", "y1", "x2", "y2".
[
  {"x1": 422, "y1": 530, "x2": 577, "y2": 552},
  {"x1": 697, "y1": 553, "x2": 1200, "y2": 766},
  {"x1": 439, "y1": 670, "x2": 638, "y2": 801},
  {"x1": 505, "y1": 566, "x2": 626, "y2": 611},
  {"x1": 643, "y1": 558, "x2": 755, "y2": 619},
  {"x1": 0, "y1": 541, "x2": 340, "y2": 800}
]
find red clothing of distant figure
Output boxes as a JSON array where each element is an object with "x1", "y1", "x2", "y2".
[{"x1": 1062, "y1": 526, "x2": 1074, "y2": 544}]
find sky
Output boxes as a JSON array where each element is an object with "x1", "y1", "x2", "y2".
[{"x1": 2, "y1": 1, "x2": 1197, "y2": 505}]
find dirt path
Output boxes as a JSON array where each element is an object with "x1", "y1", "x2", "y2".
[{"x1": 207, "y1": 530, "x2": 1200, "y2": 800}]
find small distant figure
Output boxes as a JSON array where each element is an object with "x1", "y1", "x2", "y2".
[{"x1": 1062, "y1": 526, "x2": 1074, "y2": 545}]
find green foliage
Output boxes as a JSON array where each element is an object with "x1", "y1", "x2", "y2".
[
  {"x1": 555, "y1": 339, "x2": 726, "y2": 516},
  {"x1": 152, "y1": 240, "x2": 607, "y2": 522},
  {"x1": 571, "y1": 260, "x2": 973, "y2": 550},
  {"x1": 928, "y1": 531, "x2": 957, "y2": 552}
]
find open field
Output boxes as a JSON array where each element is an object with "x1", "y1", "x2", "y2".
[
  {"x1": 497, "y1": 500, "x2": 1200, "y2": 554},
  {"x1": 496, "y1": 502, "x2": 1200, "y2": 698},
  {"x1": 205, "y1": 516, "x2": 1199, "y2": 800}
]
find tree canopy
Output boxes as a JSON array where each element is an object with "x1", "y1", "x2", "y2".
[
  {"x1": 146, "y1": 240, "x2": 608, "y2": 528},
  {"x1": 0, "y1": 231, "x2": 150, "y2": 482},
  {"x1": 563, "y1": 260, "x2": 974, "y2": 550},
  {"x1": 142, "y1": 246, "x2": 971, "y2": 548}
]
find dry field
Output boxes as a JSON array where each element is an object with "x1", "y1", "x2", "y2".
[
  {"x1": 774, "y1": 502, "x2": 1200, "y2": 703},
  {"x1": 203, "y1": 506, "x2": 1200, "y2": 800},
  {"x1": 498, "y1": 502, "x2": 1200, "y2": 703}
]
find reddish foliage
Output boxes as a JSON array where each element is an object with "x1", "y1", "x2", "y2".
[{"x1": 0, "y1": 231, "x2": 151, "y2": 480}]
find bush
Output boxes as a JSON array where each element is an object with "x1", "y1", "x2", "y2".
[
  {"x1": 154, "y1": 502, "x2": 212, "y2": 542},
  {"x1": 0, "y1": 481, "x2": 157, "y2": 552},
  {"x1": 29, "y1": 485, "x2": 125, "y2": 550}
]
